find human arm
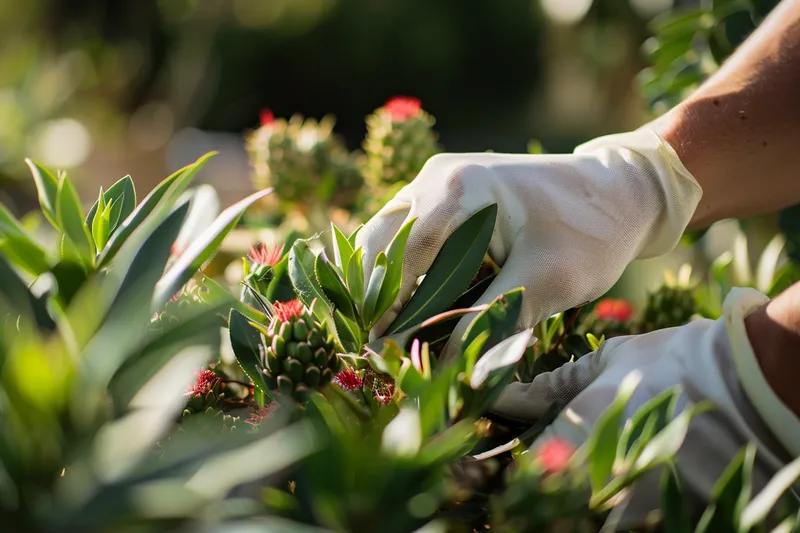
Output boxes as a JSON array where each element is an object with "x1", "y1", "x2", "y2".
[{"x1": 651, "y1": 0, "x2": 800, "y2": 228}]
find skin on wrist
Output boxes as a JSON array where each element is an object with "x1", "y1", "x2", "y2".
[
  {"x1": 744, "y1": 281, "x2": 800, "y2": 418},
  {"x1": 647, "y1": 0, "x2": 800, "y2": 229}
]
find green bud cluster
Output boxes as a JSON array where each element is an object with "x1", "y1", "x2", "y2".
[
  {"x1": 261, "y1": 308, "x2": 340, "y2": 402},
  {"x1": 639, "y1": 285, "x2": 697, "y2": 333}
]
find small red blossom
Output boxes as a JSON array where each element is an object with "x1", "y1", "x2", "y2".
[
  {"x1": 273, "y1": 299, "x2": 305, "y2": 322},
  {"x1": 249, "y1": 242, "x2": 284, "y2": 267},
  {"x1": 383, "y1": 96, "x2": 422, "y2": 121},
  {"x1": 245, "y1": 403, "x2": 277, "y2": 428},
  {"x1": 260, "y1": 108, "x2": 275, "y2": 126},
  {"x1": 537, "y1": 438, "x2": 576, "y2": 474},
  {"x1": 334, "y1": 369, "x2": 363, "y2": 391},
  {"x1": 187, "y1": 369, "x2": 221, "y2": 397},
  {"x1": 594, "y1": 298, "x2": 634, "y2": 322}
]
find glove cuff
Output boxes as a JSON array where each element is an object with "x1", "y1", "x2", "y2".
[
  {"x1": 575, "y1": 129, "x2": 703, "y2": 259},
  {"x1": 725, "y1": 287, "x2": 800, "y2": 458}
]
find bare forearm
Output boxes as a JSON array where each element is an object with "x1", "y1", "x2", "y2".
[{"x1": 650, "y1": 0, "x2": 800, "y2": 228}]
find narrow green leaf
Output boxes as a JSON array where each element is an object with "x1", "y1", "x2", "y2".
[
  {"x1": 463, "y1": 330, "x2": 490, "y2": 380},
  {"x1": 661, "y1": 466, "x2": 692, "y2": 533},
  {"x1": 740, "y1": 454, "x2": 800, "y2": 531},
  {"x1": 362, "y1": 252, "x2": 387, "y2": 327},
  {"x1": 92, "y1": 190, "x2": 110, "y2": 252},
  {"x1": 696, "y1": 444, "x2": 756, "y2": 533},
  {"x1": 331, "y1": 223, "x2": 354, "y2": 273},
  {"x1": 346, "y1": 247, "x2": 365, "y2": 308},
  {"x1": 315, "y1": 253, "x2": 356, "y2": 321},
  {"x1": 85, "y1": 175, "x2": 136, "y2": 234},
  {"x1": 347, "y1": 224, "x2": 363, "y2": 247},
  {"x1": 618, "y1": 387, "x2": 679, "y2": 465},
  {"x1": 229, "y1": 309, "x2": 270, "y2": 397},
  {"x1": 56, "y1": 174, "x2": 95, "y2": 262},
  {"x1": 386, "y1": 204, "x2": 497, "y2": 335},
  {"x1": 333, "y1": 309, "x2": 361, "y2": 353},
  {"x1": 98, "y1": 152, "x2": 216, "y2": 268},
  {"x1": 288, "y1": 240, "x2": 334, "y2": 326},
  {"x1": 375, "y1": 217, "x2": 416, "y2": 326},
  {"x1": 25, "y1": 159, "x2": 60, "y2": 228},
  {"x1": 153, "y1": 188, "x2": 271, "y2": 308},
  {"x1": 0, "y1": 204, "x2": 49, "y2": 276},
  {"x1": 632, "y1": 401, "x2": 712, "y2": 474},
  {"x1": 169, "y1": 185, "x2": 220, "y2": 262},
  {"x1": 470, "y1": 329, "x2": 533, "y2": 389},
  {"x1": 461, "y1": 288, "x2": 524, "y2": 357},
  {"x1": 585, "y1": 371, "x2": 642, "y2": 493},
  {"x1": 200, "y1": 274, "x2": 267, "y2": 324}
]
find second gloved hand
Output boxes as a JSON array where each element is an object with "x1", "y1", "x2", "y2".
[{"x1": 356, "y1": 129, "x2": 702, "y2": 346}]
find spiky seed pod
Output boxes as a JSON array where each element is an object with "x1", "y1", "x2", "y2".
[
  {"x1": 638, "y1": 285, "x2": 697, "y2": 333},
  {"x1": 246, "y1": 111, "x2": 363, "y2": 211},
  {"x1": 151, "y1": 279, "x2": 208, "y2": 330},
  {"x1": 260, "y1": 299, "x2": 339, "y2": 403},
  {"x1": 361, "y1": 96, "x2": 440, "y2": 190},
  {"x1": 183, "y1": 369, "x2": 226, "y2": 415}
]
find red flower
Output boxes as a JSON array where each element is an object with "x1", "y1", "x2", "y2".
[
  {"x1": 245, "y1": 403, "x2": 277, "y2": 428},
  {"x1": 273, "y1": 299, "x2": 305, "y2": 322},
  {"x1": 383, "y1": 96, "x2": 422, "y2": 121},
  {"x1": 334, "y1": 369, "x2": 363, "y2": 391},
  {"x1": 249, "y1": 242, "x2": 284, "y2": 267},
  {"x1": 537, "y1": 437, "x2": 576, "y2": 474},
  {"x1": 594, "y1": 298, "x2": 634, "y2": 322},
  {"x1": 187, "y1": 369, "x2": 221, "y2": 397},
  {"x1": 260, "y1": 108, "x2": 275, "y2": 126}
]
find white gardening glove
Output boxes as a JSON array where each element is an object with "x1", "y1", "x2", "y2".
[
  {"x1": 356, "y1": 129, "x2": 702, "y2": 347},
  {"x1": 492, "y1": 288, "x2": 800, "y2": 527}
]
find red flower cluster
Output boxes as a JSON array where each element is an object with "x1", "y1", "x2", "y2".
[
  {"x1": 260, "y1": 108, "x2": 275, "y2": 126},
  {"x1": 594, "y1": 298, "x2": 634, "y2": 322},
  {"x1": 334, "y1": 369, "x2": 363, "y2": 391},
  {"x1": 537, "y1": 437, "x2": 576, "y2": 474},
  {"x1": 249, "y1": 242, "x2": 284, "y2": 267},
  {"x1": 273, "y1": 299, "x2": 306, "y2": 322},
  {"x1": 187, "y1": 369, "x2": 222, "y2": 397},
  {"x1": 383, "y1": 96, "x2": 422, "y2": 121}
]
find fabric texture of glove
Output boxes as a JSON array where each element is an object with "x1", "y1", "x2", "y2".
[
  {"x1": 492, "y1": 288, "x2": 800, "y2": 527},
  {"x1": 355, "y1": 129, "x2": 702, "y2": 347}
]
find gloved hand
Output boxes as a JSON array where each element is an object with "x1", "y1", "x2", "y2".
[
  {"x1": 492, "y1": 288, "x2": 800, "y2": 527},
  {"x1": 355, "y1": 129, "x2": 702, "y2": 346}
]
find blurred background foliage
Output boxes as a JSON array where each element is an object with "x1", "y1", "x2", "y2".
[{"x1": 0, "y1": 0, "x2": 793, "y2": 307}]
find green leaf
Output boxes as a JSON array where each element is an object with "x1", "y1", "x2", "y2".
[
  {"x1": 696, "y1": 443, "x2": 755, "y2": 533},
  {"x1": 86, "y1": 175, "x2": 136, "y2": 234},
  {"x1": 0, "y1": 256, "x2": 53, "y2": 330},
  {"x1": 470, "y1": 329, "x2": 532, "y2": 389},
  {"x1": 347, "y1": 224, "x2": 363, "y2": 247},
  {"x1": 331, "y1": 223, "x2": 354, "y2": 273},
  {"x1": 56, "y1": 173, "x2": 95, "y2": 263},
  {"x1": 0, "y1": 204, "x2": 50, "y2": 276},
  {"x1": 25, "y1": 159, "x2": 60, "y2": 228},
  {"x1": 586, "y1": 333, "x2": 603, "y2": 351},
  {"x1": 345, "y1": 246, "x2": 365, "y2": 308},
  {"x1": 618, "y1": 387, "x2": 679, "y2": 465},
  {"x1": 153, "y1": 188, "x2": 271, "y2": 308},
  {"x1": 169, "y1": 185, "x2": 221, "y2": 261},
  {"x1": 315, "y1": 253, "x2": 356, "y2": 321},
  {"x1": 375, "y1": 217, "x2": 416, "y2": 327},
  {"x1": 200, "y1": 274, "x2": 267, "y2": 324},
  {"x1": 386, "y1": 204, "x2": 497, "y2": 335},
  {"x1": 461, "y1": 288, "x2": 524, "y2": 357},
  {"x1": 739, "y1": 454, "x2": 800, "y2": 531},
  {"x1": 631, "y1": 401, "x2": 711, "y2": 474},
  {"x1": 229, "y1": 309, "x2": 270, "y2": 397},
  {"x1": 98, "y1": 152, "x2": 216, "y2": 268},
  {"x1": 661, "y1": 466, "x2": 692, "y2": 533},
  {"x1": 361, "y1": 252, "x2": 387, "y2": 327},
  {"x1": 333, "y1": 309, "x2": 361, "y2": 353},
  {"x1": 265, "y1": 253, "x2": 295, "y2": 303},
  {"x1": 92, "y1": 191, "x2": 111, "y2": 252},
  {"x1": 463, "y1": 330, "x2": 490, "y2": 380},
  {"x1": 288, "y1": 240, "x2": 334, "y2": 325},
  {"x1": 584, "y1": 371, "x2": 642, "y2": 493}
]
